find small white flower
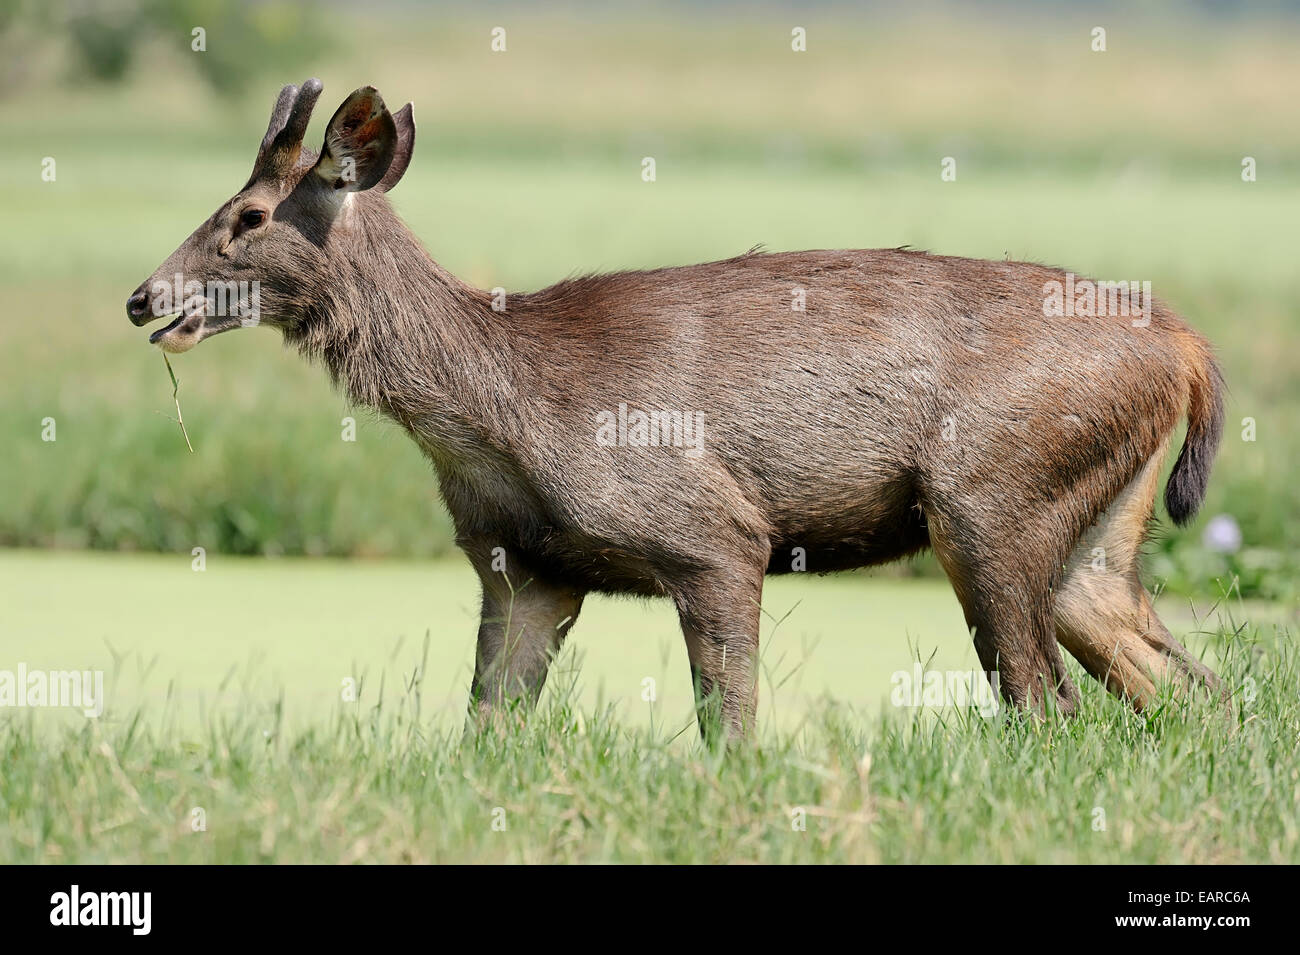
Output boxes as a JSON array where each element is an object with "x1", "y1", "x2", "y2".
[{"x1": 1202, "y1": 514, "x2": 1242, "y2": 554}]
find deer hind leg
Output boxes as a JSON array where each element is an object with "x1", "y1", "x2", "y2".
[
  {"x1": 1054, "y1": 443, "x2": 1220, "y2": 710},
  {"x1": 926, "y1": 507, "x2": 1081, "y2": 716}
]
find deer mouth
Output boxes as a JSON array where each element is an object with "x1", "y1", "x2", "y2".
[
  {"x1": 149, "y1": 311, "x2": 246, "y2": 353},
  {"x1": 148, "y1": 311, "x2": 203, "y2": 352}
]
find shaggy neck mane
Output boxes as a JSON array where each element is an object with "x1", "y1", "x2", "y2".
[{"x1": 287, "y1": 201, "x2": 521, "y2": 465}]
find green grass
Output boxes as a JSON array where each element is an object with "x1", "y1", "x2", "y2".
[
  {"x1": 0, "y1": 550, "x2": 1294, "y2": 863},
  {"x1": 0, "y1": 559, "x2": 1293, "y2": 863}
]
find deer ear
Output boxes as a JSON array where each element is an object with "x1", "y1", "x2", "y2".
[
  {"x1": 313, "y1": 87, "x2": 398, "y2": 193},
  {"x1": 377, "y1": 103, "x2": 415, "y2": 193}
]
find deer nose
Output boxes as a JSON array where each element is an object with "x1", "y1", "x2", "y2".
[{"x1": 127, "y1": 285, "x2": 150, "y2": 325}]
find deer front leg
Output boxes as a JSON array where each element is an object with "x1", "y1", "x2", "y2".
[
  {"x1": 673, "y1": 562, "x2": 765, "y2": 744},
  {"x1": 466, "y1": 556, "x2": 584, "y2": 730}
]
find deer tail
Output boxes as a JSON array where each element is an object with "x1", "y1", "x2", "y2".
[{"x1": 1164, "y1": 338, "x2": 1225, "y2": 527}]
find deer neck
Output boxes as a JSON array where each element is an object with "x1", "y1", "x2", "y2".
[{"x1": 291, "y1": 218, "x2": 521, "y2": 470}]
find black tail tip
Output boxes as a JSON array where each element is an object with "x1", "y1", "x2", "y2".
[{"x1": 1165, "y1": 450, "x2": 1211, "y2": 527}]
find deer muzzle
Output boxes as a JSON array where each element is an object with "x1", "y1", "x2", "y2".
[{"x1": 126, "y1": 280, "x2": 249, "y2": 353}]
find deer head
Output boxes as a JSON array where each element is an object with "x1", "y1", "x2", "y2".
[{"x1": 126, "y1": 79, "x2": 415, "y2": 353}]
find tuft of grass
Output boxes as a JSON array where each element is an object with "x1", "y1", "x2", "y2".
[{"x1": 0, "y1": 621, "x2": 1294, "y2": 864}]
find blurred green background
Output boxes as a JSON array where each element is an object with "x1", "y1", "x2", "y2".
[{"x1": 2, "y1": 0, "x2": 1297, "y2": 603}]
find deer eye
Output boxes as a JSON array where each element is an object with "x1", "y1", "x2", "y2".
[{"x1": 240, "y1": 208, "x2": 267, "y2": 229}]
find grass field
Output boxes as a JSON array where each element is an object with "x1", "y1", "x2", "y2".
[
  {"x1": 0, "y1": 550, "x2": 1295, "y2": 864},
  {"x1": 2, "y1": 4, "x2": 1299, "y2": 865}
]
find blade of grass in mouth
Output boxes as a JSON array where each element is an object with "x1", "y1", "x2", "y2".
[{"x1": 163, "y1": 353, "x2": 195, "y2": 453}]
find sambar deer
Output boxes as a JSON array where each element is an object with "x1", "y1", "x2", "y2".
[{"x1": 127, "y1": 80, "x2": 1223, "y2": 739}]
